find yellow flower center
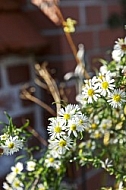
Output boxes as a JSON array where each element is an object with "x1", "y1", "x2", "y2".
[
  {"x1": 113, "y1": 94, "x2": 121, "y2": 102},
  {"x1": 64, "y1": 113, "x2": 70, "y2": 120},
  {"x1": 91, "y1": 123, "x2": 97, "y2": 129},
  {"x1": 88, "y1": 88, "x2": 94, "y2": 96},
  {"x1": 49, "y1": 157, "x2": 54, "y2": 163},
  {"x1": 59, "y1": 139, "x2": 66, "y2": 147},
  {"x1": 54, "y1": 126, "x2": 61, "y2": 133},
  {"x1": 94, "y1": 131, "x2": 101, "y2": 139},
  {"x1": 8, "y1": 142, "x2": 14, "y2": 149},
  {"x1": 39, "y1": 188, "x2": 45, "y2": 190},
  {"x1": 101, "y1": 81, "x2": 109, "y2": 89},
  {"x1": 79, "y1": 119, "x2": 83, "y2": 125},
  {"x1": 70, "y1": 124, "x2": 76, "y2": 131},
  {"x1": 14, "y1": 168, "x2": 19, "y2": 173},
  {"x1": 87, "y1": 141, "x2": 92, "y2": 148},
  {"x1": 102, "y1": 124, "x2": 107, "y2": 129},
  {"x1": 98, "y1": 75, "x2": 104, "y2": 80},
  {"x1": 0, "y1": 134, "x2": 8, "y2": 140},
  {"x1": 13, "y1": 181, "x2": 20, "y2": 187}
]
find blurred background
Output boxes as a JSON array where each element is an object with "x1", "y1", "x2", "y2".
[{"x1": 0, "y1": 0, "x2": 125, "y2": 189}]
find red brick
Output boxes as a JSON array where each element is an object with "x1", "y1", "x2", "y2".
[
  {"x1": 26, "y1": 10, "x2": 59, "y2": 30},
  {"x1": 45, "y1": 33, "x2": 76, "y2": 56},
  {"x1": 48, "y1": 59, "x2": 76, "y2": 80},
  {"x1": 21, "y1": 98, "x2": 34, "y2": 107},
  {"x1": 48, "y1": 60, "x2": 65, "y2": 80},
  {"x1": 61, "y1": 6, "x2": 79, "y2": 24},
  {"x1": 7, "y1": 64, "x2": 31, "y2": 85},
  {"x1": 66, "y1": 163, "x2": 86, "y2": 190},
  {"x1": 107, "y1": 4, "x2": 122, "y2": 17},
  {"x1": 13, "y1": 112, "x2": 35, "y2": 128},
  {"x1": 85, "y1": 168, "x2": 115, "y2": 190},
  {"x1": 0, "y1": 70, "x2": 2, "y2": 88},
  {"x1": 43, "y1": 31, "x2": 94, "y2": 57},
  {"x1": 59, "y1": 34, "x2": 72, "y2": 54},
  {"x1": 99, "y1": 28, "x2": 124, "y2": 48},
  {"x1": 59, "y1": 31, "x2": 94, "y2": 55},
  {"x1": 45, "y1": 35, "x2": 63, "y2": 55},
  {"x1": 0, "y1": 93, "x2": 15, "y2": 110},
  {"x1": 86, "y1": 6, "x2": 103, "y2": 25},
  {"x1": 72, "y1": 31, "x2": 94, "y2": 50},
  {"x1": 64, "y1": 85, "x2": 76, "y2": 104},
  {"x1": 61, "y1": 59, "x2": 77, "y2": 75},
  {"x1": 89, "y1": 52, "x2": 108, "y2": 73}
]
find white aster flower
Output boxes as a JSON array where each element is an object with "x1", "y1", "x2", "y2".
[
  {"x1": 76, "y1": 113, "x2": 89, "y2": 128},
  {"x1": 26, "y1": 160, "x2": 36, "y2": 171},
  {"x1": 66, "y1": 119, "x2": 79, "y2": 137},
  {"x1": 99, "y1": 119, "x2": 112, "y2": 133},
  {"x1": 12, "y1": 177, "x2": 24, "y2": 190},
  {"x1": 83, "y1": 140, "x2": 96, "y2": 150},
  {"x1": 48, "y1": 136, "x2": 72, "y2": 155},
  {"x1": 100, "y1": 158, "x2": 113, "y2": 170},
  {"x1": 11, "y1": 162, "x2": 23, "y2": 175},
  {"x1": 112, "y1": 49, "x2": 123, "y2": 62},
  {"x1": 3, "y1": 182, "x2": 12, "y2": 190},
  {"x1": 45, "y1": 153, "x2": 61, "y2": 168},
  {"x1": 66, "y1": 113, "x2": 88, "y2": 137},
  {"x1": 1, "y1": 136, "x2": 23, "y2": 155},
  {"x1": 0, "y1": 133, "x2": 9, "y2": 141},
  {"x1": 82, "y1": 79, "x2": 100, "y2": 103},
  {"x1": 49, "y1": 148, "x2": 62, "y2": 159},
  {"x1": 107, "y1": 89, "x2": 126, "y2": 108},
  {"x1": 76, "y1": 94, "x2": 87, "y2": 107},
  {"x1": 99, "y1": 65, "x2": 108, "y2": 75},
  {"x1": 47, "y1": 117, "x2": 65, "y2": 139},
  {"x1": 95, "y1": 71, "x2": 115, "y2": 96},
  {"x1": 90, "y1": 130, "x2": 102, "y2": 139},
  {"x1": 118, "y1": 181, "x2": 124, "y2": 190},
  {"x1": 112, "y1": 37, "x2": 126, "y2": 62},
  {"x1": 6, "y1": 172, "x2": 16, "y2": 184},
  {"x1": 37, "y1": 183, "x2": 46, "y2": 190},
  {"x1": 58, "y1": 104, "x2": 81, "y2": 124},
  {"x1": 122, "y1": 66, "x2": 126, "y2": 74}
]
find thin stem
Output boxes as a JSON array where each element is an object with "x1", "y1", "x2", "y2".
[
  {"x1": 35, "y1": 62, "x2": 61, "y2": 115},
  {"x1": 27, "y1": 126, "x2": 48, "y2": 146},
  {"x1": 20, "y1": 89, "x2": 56, "y2": 116},
  {"x1": 31, "y1": 177, "x2": 40, "y2": 190},
  {"x1": 56, "y1": 6, "x2": 90, "y2": 79}
]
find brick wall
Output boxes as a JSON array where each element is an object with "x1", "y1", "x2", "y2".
[
  {"x1": 0, "y1": 56, "x2": 47, "y2": 186},
  {"x1": 0, "y1": 55, "x2": 45, "y2": 131}
]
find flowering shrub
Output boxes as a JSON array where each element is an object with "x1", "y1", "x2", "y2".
[
  {"x1": 0, "y1": 35, "x2": 126, "y2": 189},
  {"x1": 0, "y1": 3, "x2": 126, "y2": 190}
]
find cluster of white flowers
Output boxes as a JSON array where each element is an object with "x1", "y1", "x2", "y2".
[
  {"x1": 77, "y1": 70, "x2": 126, "y2": 109},
  {"x1": 47, "y1": 104, "x2": 89, "y2": 155},
  {"x1": 3, "y1": 160, "x2": 38, "y2": 190},
  {"x1": 1, "y1": 34, "x2": 126, "y2": 190},
  {"x1": 75, "y1": 36, "x2": 126, "y2": 147},
  {"x1": 77, "y1": 36, "x2": 126, "y2": 110},
  {"x1": 0, "y1": 135, "x2": 23, "y2": 155},
  {"x1": 112, "y1": 37, "x2": 126, "y2": 62},
  {"x1": 3, "y1": 162, "x2": 24, "y2": 190}
]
